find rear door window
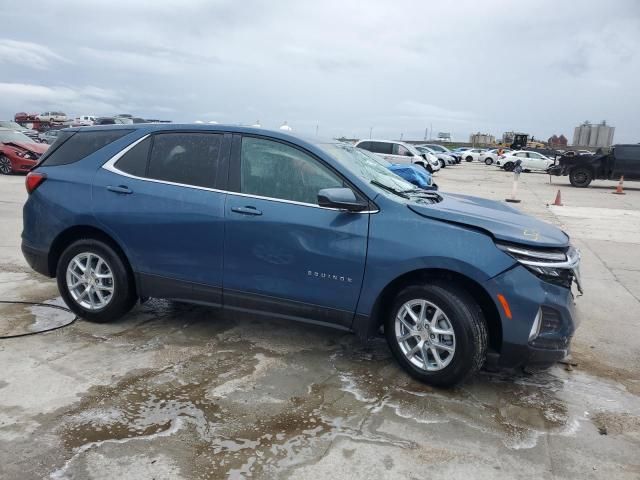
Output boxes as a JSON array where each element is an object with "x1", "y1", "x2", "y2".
[
  {"x1": 146, "y1": 133, "x2": 222, "y2": 188},
  {"x1": 39, "y1": 129, "x2": 133, "y2": 166}
]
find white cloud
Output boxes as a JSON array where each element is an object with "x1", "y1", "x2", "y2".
[
  {"x1": 0, "y1": 0, "x2": 638, "y2": 141},
  {"x1": 0, "y1": 82, "x2": 122, "y2": 116},
  {"x1": 0, "y1": 39, "x2": 69, "y2": 70}
]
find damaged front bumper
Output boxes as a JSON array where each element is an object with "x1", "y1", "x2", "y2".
[{"x1": 484, "y1": 264, "x2": 579, "y2": 369}]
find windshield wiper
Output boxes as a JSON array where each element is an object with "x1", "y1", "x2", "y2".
[{"x1": 370, "y1": 180, "x2": 409, "y2": 199}]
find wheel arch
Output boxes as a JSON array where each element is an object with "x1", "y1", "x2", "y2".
[
  {"x1": 48, "y1": 225, "x2": 137, "y2": 295},
  {"x1": 361, "y1": 268, "x2": 502, "y2": 352}
]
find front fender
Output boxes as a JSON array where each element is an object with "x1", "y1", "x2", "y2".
[{"x1": 355, "y1": 202, "x2": 515, "y2": 318}]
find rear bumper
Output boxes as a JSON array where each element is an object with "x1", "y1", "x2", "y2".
[{"x1": 21, "y1": 241, "x2": 51, "y2": 277}]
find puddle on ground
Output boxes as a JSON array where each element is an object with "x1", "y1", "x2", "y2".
[
  {"x1": 0, "y1": 301, "x2": 76, "y2": 337},
  {"x1": 2, "y1": 300, "x2": 638, "y2": 479}
]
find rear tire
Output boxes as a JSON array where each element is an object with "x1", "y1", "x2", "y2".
[
  {"x1": 484, "y1": 157, "x2": 493, "y2": 165},
  {"x1": 56, "y1": 239, "x2": 137, "y2": 323},
  {"x1": 439, "y1": 159, "x2": 445, "y2": 168},
  {"x1": 569, "y1": 167, "x2": 592, "y2": 187},
  {"x1": 385, "y1": 282, "x2": 487, "y2": 387}
]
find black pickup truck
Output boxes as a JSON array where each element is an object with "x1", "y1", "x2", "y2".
[{"x1": 548, "y1": 144, "x2": 640, "y2": 187}]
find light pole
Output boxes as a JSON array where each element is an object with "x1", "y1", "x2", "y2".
[{"x1": 369, "y1": 127, "x2": 373, "y2": 139}]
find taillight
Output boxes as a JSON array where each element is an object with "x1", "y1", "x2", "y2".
[{"x1": 25, "y1": 172, "x2": 46, "y2": 194}]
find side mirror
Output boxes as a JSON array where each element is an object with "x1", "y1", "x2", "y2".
[{"x1": 317, "y1": 188, "x2": 368, "y2": 212}]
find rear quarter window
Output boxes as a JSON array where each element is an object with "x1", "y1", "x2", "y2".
[{"x1": 39, "y1": 130, "x2": 133, "y2": 166}]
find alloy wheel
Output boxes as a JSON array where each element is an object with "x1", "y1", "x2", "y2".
[
  {"x1": 0, "y1": 156, "x2": 12, "y2": 174},
  {"x1": 66, "y1": 252, "x2": 115, "y2": 310},
  {"x1": 394, "y1": 299, "x2": 456, "y2": 371}
]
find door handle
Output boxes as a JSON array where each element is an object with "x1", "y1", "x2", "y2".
[
  {"x1": 107, "y1": 185, "x2": 133, "y2": 194},
  {"x1": 231, "y1": 206, "x2": 262, "y2": 216}
]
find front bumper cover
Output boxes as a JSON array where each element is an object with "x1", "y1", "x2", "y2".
[{"x1": 484, "y1": 265, "x2": 578, "y2": 369}]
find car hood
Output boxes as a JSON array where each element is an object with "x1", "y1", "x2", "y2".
[
  {"x1": 3, "y1": 141, "x2": 49, "y2": 154},
  {"x1": 408, "y1": 192, "x2": 569, "y2": 248}
]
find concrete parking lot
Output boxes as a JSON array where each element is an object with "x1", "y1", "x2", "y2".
[{"x1": 1, "y1": 164, "x2": 639, "y2": 479}]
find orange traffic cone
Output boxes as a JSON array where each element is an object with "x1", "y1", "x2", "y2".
[
  {"x1": 552, "y1": 190, "x2": 563, "y2": 206},
  {"x1": 612, "y1": 176, "x2": 625, "y2": 195}
]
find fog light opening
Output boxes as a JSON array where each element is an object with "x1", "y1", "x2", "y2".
[{"x1": 529, "y1": 308, "x2": 542, "y2": 341}]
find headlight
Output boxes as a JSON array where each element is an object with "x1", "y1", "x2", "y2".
[{"x1": 496, "y1": 242, "x2": 582, "y2": 293}]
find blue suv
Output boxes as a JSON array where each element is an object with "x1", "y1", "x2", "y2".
[{"x1": 22, "y1": 125, "x2": 581, "y2": 386}]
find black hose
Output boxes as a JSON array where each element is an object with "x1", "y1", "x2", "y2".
[{"x1": 0, "y1": 300, "x2": 77, "y2": 339}]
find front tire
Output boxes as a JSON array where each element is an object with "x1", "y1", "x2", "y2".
[
  {"x1": 439, "y1": 159, "x2": 445, "y2": 168},
  {"x1": 56, "y1": 239, "x2": 137, "y2": 322},
  {"x1": 0, "y1": 155, "x2": 13, "y2": 175},
  {"x1": 484, "y1": 157, "x2": 493, "y2": 165},
  {"x1": 569, "y1": 167, "x2": 592, "y2": 187},
  {"x1": 465, "y1": 155, "x2": 473, "y2": 162},
  {"x1": 503, "y1": 161, "x2": 514, "y2": 171},
  {"x1": 385, "y1": 282, "x2": 487, "y2": 387}
]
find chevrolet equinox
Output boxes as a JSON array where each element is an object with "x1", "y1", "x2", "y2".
[{"x1": 22, "y1": 125, "x2": 581, "y2": 386}]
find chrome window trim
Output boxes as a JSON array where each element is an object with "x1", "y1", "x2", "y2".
[{"x1": 101, "y1": 134, "x2": 378, "y2": 214}]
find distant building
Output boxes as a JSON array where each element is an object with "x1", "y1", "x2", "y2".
[
  {"x1": 548, "y1": 134, "x2": 568, "y2": 147},
  {"x1": 572, "y1": 121, "x2": 614, "y2": 147},
  {"x1": 469, "y1": 132, "x2": 495, "y2": 145},
  {"x1": 437, "y1": 132, "x2": 452, "y2": 142}
]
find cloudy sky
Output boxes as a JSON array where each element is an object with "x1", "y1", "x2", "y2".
[{"x1": 1, "y1": 0, "x2": 639, "y2": 142}]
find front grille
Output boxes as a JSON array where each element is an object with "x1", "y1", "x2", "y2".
[{"x1": 539, "y1": 306, "x2": 562, "y2": 333}]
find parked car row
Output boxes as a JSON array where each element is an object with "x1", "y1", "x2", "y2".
[{"x1": 355, "y1": 140, "x2": 442, "y2": 173}]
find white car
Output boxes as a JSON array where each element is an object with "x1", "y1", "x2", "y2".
[
  {"x1": 422, "y1": 144, "x2": 461, "y2": 163},
  {"x1": 461, "y1": 148, "x2": 487, "y2": 162},
  {"x1": 36, "y1": 111, "x2": 67, "y2": 123},
  {"x1": 415, "y1": 145, "x2": 456, "y2": 168},
  {"x1": 74, "y1": 115, "x2": 96, "y2": 126},
  {"x1": 480, "y1": 148, "x2": 512, "y2": 165},
  {"x1": 495, "y1": 151, "x2": 555, "y2": 172},
  {"x1": 355, "y1": 139, "x2": 441, "y2": 173}
]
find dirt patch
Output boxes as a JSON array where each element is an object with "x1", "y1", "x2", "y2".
[{"x1": 591, "y1": 412, "x2": 640, "y2": 436}]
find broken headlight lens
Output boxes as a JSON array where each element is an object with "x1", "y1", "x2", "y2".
[{"x1": 496, "y1": 243, "x2": 581, "y2": 292}]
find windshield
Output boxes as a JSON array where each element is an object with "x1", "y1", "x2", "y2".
[
  {"x1": 427, "y1": 144, "x2": 447, "y2": 153},
  {"x1": 323, "y1": 143, "x2": 417, "y2": 195},
  {"x1": 0, "y1": 121, "x2": 25, "y2": 130},
  {"x1": 416, "y1": 146, "x2": 433, "y2": 154},
  {"x1": 0, "y1": 130, "x2": 33, "y2": 144}
]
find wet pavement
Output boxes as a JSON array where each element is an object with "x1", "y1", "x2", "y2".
[{"x1": 1, "y1": 167, "x2": 640, "y2": 479}]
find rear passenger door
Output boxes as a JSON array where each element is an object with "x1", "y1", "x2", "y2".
[{"x1": 93, "y1": 131, "x2": 231, "y2": 304}]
